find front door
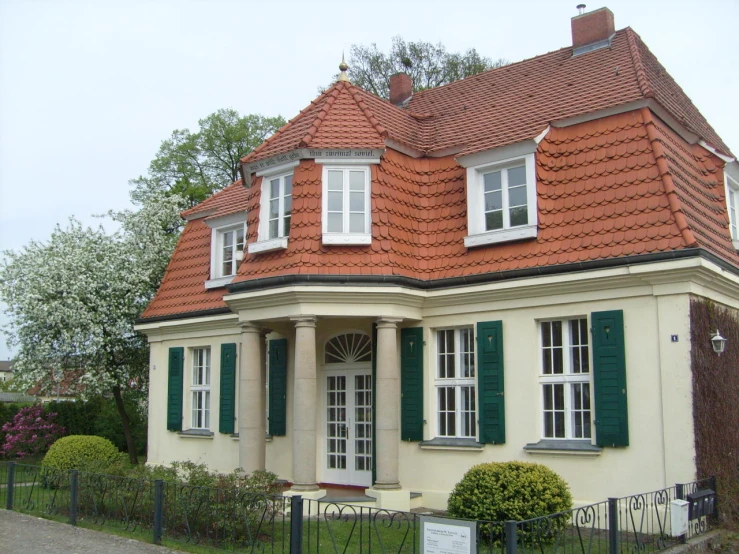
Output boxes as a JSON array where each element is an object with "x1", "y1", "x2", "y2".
[{"x1": 323, "y1": 371, "x2": 373, "y2": 487}]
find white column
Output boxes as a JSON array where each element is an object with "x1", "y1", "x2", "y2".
[
  {"x1": 239, "y1": 322, "x2": 265, "y2": 474},
  {"x1": 290, "y1": 316, "x2": 319, "y2": 491},
  {"x1": 373, "y1": 317, "x2": 403, "y2": 490}
]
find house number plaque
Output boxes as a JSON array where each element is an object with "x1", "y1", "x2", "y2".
[{"x1": 420, "y1": 515, "x2": 476, "y2": 554}]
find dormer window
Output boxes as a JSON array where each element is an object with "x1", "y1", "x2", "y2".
[
  {"x1": 463, "y1": 152, "x2": 537, "y2": 248},
  {"x1": 321, "y1": 165, "x2": 371, "y2": 245},
  {"x1": 726, "y1": 172, "x2": 739, "y2": 248},
  {"x1": 218, "y1": 226, "x2": 244, "y2": 277},
  {"x1": 204, "y1": 212, "x2": 247, "y2": 289},
  {"x1": 248, "y1": 163, "x2": 297, "y2": 254}
]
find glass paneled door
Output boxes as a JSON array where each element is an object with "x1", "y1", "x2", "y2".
[{"x1": 324, "y1": 371, "x2": 373, "y2": 487}]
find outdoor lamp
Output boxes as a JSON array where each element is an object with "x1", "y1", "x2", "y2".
[{"x1": 710, "y1": 330, "x2": 727, "y2": 355}]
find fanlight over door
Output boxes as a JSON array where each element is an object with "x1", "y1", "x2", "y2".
[{"x1": 324, "y1": 333, "x2": 372, "y2": 364}]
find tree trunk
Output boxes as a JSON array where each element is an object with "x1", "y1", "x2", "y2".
[{"x1": 112, "y1": 385, "x2": 138, "y2": 464}]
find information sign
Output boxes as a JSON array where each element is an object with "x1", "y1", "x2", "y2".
[{"x1": 420, "y1": 515, "x2": 476, "y2": 554}]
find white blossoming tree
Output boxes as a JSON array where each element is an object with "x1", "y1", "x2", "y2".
[{"x1": 0, "y1": 195, "x2": 183, "y2": 463}]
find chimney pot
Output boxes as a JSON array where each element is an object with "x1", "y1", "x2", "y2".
[
  {"x1": 571, "y1": 6, "x2": 615, "y2": 51},
  {"x1": 389, "y1": 73, "x2": 412, "y2": 106}
]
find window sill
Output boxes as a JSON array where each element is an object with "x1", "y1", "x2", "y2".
[
  {"x1": 464, "y1": 224, "x2": 537, "y2": 248},
  {"x1": 322, "y1": 233, "x2": 371, "y2": 245},
  {"x1": 247, "y1": 237, "x2": 288, "y2": 254},
  {"x1": 205, "y1": 276, "x2": 235, "y2": 289},
  {"x1": 178, "y1": 429, "x2": 214, "y2": 439},
  {"x1": 419, "y1": 438, "x2": 484, "y2": 451},
  {"x1": 733, "y1": 240, "x2": 739, "y2": 251},
  {"x1": 523, "y1": 440, "x2": 602, "y2": 456}
]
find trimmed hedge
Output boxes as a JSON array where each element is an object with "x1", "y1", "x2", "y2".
[
  {"x1": 448, "y1": 461, "x2": 572, "y2": 543},
  {"x1": 42, "y1": 435, "x2": 120, "y2": 471}
]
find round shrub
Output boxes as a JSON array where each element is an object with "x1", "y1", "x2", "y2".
[
  {"x1": 41, "y1": 435, "x2": 119, "y2": 471},
  {"x1": 448, "y1": 462, "x2": 572, "y2": 542}
]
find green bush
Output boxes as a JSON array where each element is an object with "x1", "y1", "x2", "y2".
[
  {"x1": 41, "y1": 435, "x2": 119, "y2": 471},
  {"x1": 447, "y1": 461, "x2": 572, "y2": 544}
]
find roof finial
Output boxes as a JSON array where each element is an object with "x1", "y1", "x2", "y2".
[{"x1": 338, "y1": 52, "x2": 350, "y2": 82}]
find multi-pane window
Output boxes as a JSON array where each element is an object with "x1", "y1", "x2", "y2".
[
  {"x1": 436, "y1": 328, "x2": 476, "y2": 438},
  {"x1": 539, "y1": 319, "x2": 591, "y2": 440},
  {"x1": 218, "y1": 227, "x2": 244, "y2": 277},
  {"x1": 191, "y1": 348, "x2": 211, "y2": 429},
  {"x1": 482, "y1": 164, "x2": 529, "y2": 231},
  {"x1": 323, "y1": 167, "x2": 370, "y2": 236},
  {"x1": 267, "y1": 173, "x2": 293, "y2": 239},
  {"x1": 727, "y1": 174, "x2": 738, "y2": 241}
]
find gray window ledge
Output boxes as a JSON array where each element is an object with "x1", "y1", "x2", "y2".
[
  {"x1": 419, "y1": 438, "x2": 484, "y2": 451},
  {"x1": 524, "y1": 440, "x2": 602, "y2": 456},
  {"x1": 178, "y1": 429, "x2": 214, "y2": 439}
]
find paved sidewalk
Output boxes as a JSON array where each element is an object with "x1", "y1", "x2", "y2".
[{"x1": 0, "y1": 509, "x2": 185, "y2": 553}]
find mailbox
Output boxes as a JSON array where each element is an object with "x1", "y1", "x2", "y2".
[{"x1": 686, "y1": 489, "x2": 716, "y2": 520}]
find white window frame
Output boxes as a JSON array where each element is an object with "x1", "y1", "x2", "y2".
[
  {"x1": 464, "y1": 153, "x2": 537, "y2": 248},
  {"x1": 204, "y1": 212, "x2": 247, "y2": 288},
  {"x1": 190, "y1": 347, "x2": 211, "y2": 430},
  {"x1": 249, "y1": 161, "x2": 299, "y2": 254},
  {"x1": 725, "y1": 171, "x2": 739, "y2": 249},
  {"x1": 320, "y1": 164, "x2": 372, "y2": 245},
  {"x1": 434, "y1": 327, "x2": 476, "y2": 439},
  {"x1": 538, "y1": 318, "x2": 592, "y2": 441}
]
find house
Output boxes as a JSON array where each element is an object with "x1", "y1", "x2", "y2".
[
  {"x1": 27, "y1": 369, "x2": 83, "y2": 403},
  {"x1": 0, "y1": 361, "x2": 13, "y2": 384},
  {"x1": 136, "y1": 6, "x2": 739, "y2": 512}
]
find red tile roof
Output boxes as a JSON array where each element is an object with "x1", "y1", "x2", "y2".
[
  {"x1": 142, "y1": 107, "x2": 737, "y2": 320},
  {"x1": 141, "y1": 26, "x2": 737, "y2": 321},
  {"x1": 243, "y1": 28, "x2": 731, "y2": 165}
]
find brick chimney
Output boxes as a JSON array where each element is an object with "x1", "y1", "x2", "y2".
[
  {"x1": 389, "y1": 73, "x2": 412, "y2": 106},
  {"x1": 571, "y1": 6, "x2": 615, "y2": 53}
]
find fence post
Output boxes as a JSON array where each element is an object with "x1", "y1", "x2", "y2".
[
  {"x1": 675, "y1": 483, "x2": 686, "y2": 544},
  {"x1": 69, "y1": 470, "x2": 79, "y2": 525},
  {"x1": 709, "y1": 476, "x2": 719, "y2": 523},
  {"x1": 153, "y1": 479, "x2": 164, "y2": 545},
  {"x1": 5, "y1": 461, "x2": 15, "y2": 510},
  {"x1": 290, "y1": 495, "x2": 303, "y2": 554},
  {"x1": 608, "y1": 497, "x2": 619, "y2": 554},
  {"x1": 505, "y1": 520, "x2": 517, "y2": 554}
]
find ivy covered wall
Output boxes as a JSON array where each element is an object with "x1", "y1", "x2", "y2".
[{"x1": 690, "y1": 298, "x2": 739, "y2": 527}]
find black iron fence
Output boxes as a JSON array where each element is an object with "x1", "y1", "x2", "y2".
[{"x1": 0, "y1": 461, "x2": 717, "y2": 553}]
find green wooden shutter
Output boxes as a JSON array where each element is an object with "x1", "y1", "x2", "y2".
[
  {"x1": 268, "y1": 339, "x2": 288, "y2": 436},
  {"x1": 167, "y1": 347, "x2": 184, "y2": 431},
  {"x1": 219, "y1": 343, "x2": 237, "y2": 434},
  {"x1": 477, "y1": 321, "x2": 505, "y2": 444},
  {"x1": 592, "y1": 310, "x2": 629, "y2": 447},
  {"x1": 400, "y1": 327, "x2": 424, "y2": 441}
]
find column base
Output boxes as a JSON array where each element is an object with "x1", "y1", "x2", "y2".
[
  {"x1": 284, "y1": 488, "x2": 326, "y2": 500},
  {"x1": 365, "y1": 487, "x2": 411, "y2": 512}
]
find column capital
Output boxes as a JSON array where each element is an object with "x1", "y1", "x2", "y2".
[
  {"x1": 375, "y1": 317, "x2": 403, "y2": 329},
  {"x1": 239, "y1": 322, "x2": 262, "y2": 334},
  {"x1": 290, "y1": 315, "x2": 317, "y2": 328}
]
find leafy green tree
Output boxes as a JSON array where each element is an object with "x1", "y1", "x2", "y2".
[
  {"x1": 0, "y1": 195, "x2": 183, "y2": 463},
  {"x1": 333, "y1": 36, "x2": 506, "y2": 98},
  {"x1": 131, "y1": 109, "x2": 286, "y2": 208}
]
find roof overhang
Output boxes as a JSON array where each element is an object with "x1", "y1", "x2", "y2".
[{"x1": 242, "y1": 148, "x2": 385, "y2": 185}]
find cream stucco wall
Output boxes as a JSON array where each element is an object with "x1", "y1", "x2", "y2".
[{"x1": 137, "y1": 257, "x2": 739, "y2": 510}]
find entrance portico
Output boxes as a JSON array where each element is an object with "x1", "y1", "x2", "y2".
[{"x1": 233, "y1": 313, "x2": 411, "y2": 509}]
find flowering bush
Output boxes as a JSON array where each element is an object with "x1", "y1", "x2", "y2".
[{"x1": 0, "y1": 404, "x2": 65, "y2": 459}]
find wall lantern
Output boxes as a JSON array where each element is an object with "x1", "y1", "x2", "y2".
[{"x1": 710, "y1": 330, "x2": 727, "y2": 356}]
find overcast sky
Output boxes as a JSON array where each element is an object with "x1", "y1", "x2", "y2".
[{"x1": 1, "y1": 0, "x2": 738, "y2": 360}]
